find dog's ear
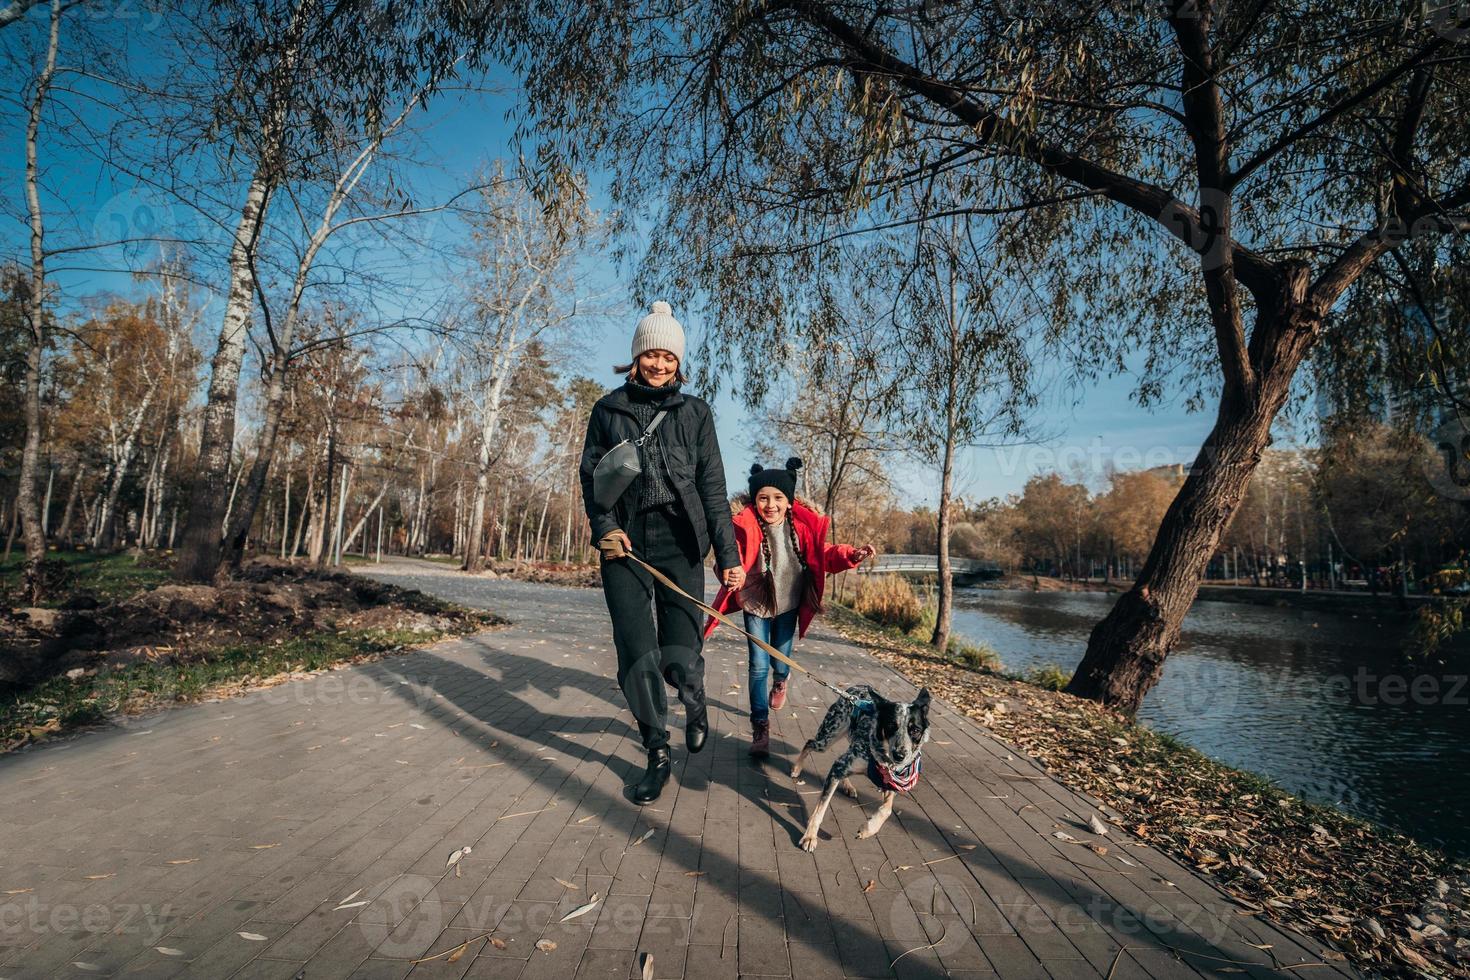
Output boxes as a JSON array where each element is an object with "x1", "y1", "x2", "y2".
[{"x1": 912, "y1": 688, "x2": 931, "y2": 726}]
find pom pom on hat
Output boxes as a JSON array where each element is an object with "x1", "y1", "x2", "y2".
[
  {"x1": 651, "y1": 300, "x2": 672, "y2": 315},
  {"x1": 749, "y1": 458, "x2": 799, "y2": 502}
]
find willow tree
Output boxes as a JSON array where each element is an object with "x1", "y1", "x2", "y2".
[{"x1": 502, "y1": 0, "x2": 1470, "y2": 714}]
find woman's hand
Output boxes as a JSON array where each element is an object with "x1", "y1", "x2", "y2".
[
  {"x1": 851, "y1": 545, "x2": 876, "y2": 563},
  {"x1": 722, "y1": 566, "x2": 746, "y2": 589},
  {"x1": 598, "y1": 529, "x2": 632, "y2": 560}
]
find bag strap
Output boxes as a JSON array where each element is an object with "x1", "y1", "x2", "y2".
[{"x1": 633, "y1": 410, "x2": 668, "y2": 447}]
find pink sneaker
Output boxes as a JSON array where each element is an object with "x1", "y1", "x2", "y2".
[{"x1": 770, "y1": 678, "x2": 788, "y2": 711}]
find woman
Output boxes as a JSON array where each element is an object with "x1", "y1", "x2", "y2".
[
  {"x1": 702, "y1": 458, "x2": 873, "y2": 755},
  {"x1": 579, "y1": 301, "x2": 745, "y2": 805}
]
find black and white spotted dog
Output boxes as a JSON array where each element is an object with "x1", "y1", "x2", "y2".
[{"x1": 789, "y1": 685, "x2": 931, "y2": 851}]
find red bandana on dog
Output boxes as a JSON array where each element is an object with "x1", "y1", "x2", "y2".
[{"x1": 866, "y1": 754, "x2": 922, "y2": 794}]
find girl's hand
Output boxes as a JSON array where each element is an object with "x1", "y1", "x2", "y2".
[
  {"x1": 851, "y1": 545, "x2": 875, "y2": 563},
  {"x1": 723, "y1": 566, "x2": 746, "y2": 589}
]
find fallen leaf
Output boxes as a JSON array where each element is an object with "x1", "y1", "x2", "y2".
[
  {"x1": 446, "y1": 846, "x2": 472, "y2": 869},
  {"x1": 490, "y1": 937, "x2": 507, "y2": 949},
  {"x1": 84, "y1": 873, "x2": 115, "y2": 880},
  {"x1": 249, "y1": 843, "x2": 280, "y2": 850},
  {"x1": 4, "y1": 888, "x2": 32, "y2": 895},
  {"x1": 334, "y1": 900, "x2": 369, "y2": 911},
  {"x1": 630, "y1": 828, "x2": 655, "y2": 847},
  {"x1": 576, "y1": 815, "x2": 595, "y2": 824},
  {"x1": 553, "y1": 877, "x2": 581, "y2": 890},
  {"x1": 535, "y1": 939, "x2": 557, "y2": 952},
  {"x1": 446, "y1": 943, "x2": 468, "y2": 963},
  {"x1": 862, "y1": 879, "x2": 876, "y2": 893},
  {"x1": 683, "y1": 871, "x2": 706, "y2": 878},
  {"x1": 166, "y1": 858, "x2": 199, "y2": 865},
  {"x1": 1085, "y1": 843, "x2": 1108, "y2": 856},
  {"x1": 560, "y1": 893, "x2": 601, "y2": 922},
  {"x1": 1052, "y1": 832, "x2": 1079, "y2": 844},
  {"x1": 238, "y1": 932, "x2": 268, "y2": 941},
  {"x1": 1088, "y1": 814, "x2": 1109, "y2": 836},
  {"x1": 640, "y1": 951, "x2": 655, "y2": 979},
  {"x1": 71, "y1": 963, "x2": 102, "y2": 971},
  {"x1": 155, "y1": 947, "x2": 184, "y2": 956}
]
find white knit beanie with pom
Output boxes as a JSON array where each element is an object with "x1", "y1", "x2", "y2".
[{"x1": 631, "y1": 301, "x2": 686, "y2": 364}]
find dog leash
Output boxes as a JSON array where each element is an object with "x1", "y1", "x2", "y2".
[{"x1": 620, "y1": 545, "x2": 860, "y2": 706}]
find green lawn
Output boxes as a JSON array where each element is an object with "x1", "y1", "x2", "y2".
[{"x1": 0, "y1": 550, "x2": 171, "y2": 605}]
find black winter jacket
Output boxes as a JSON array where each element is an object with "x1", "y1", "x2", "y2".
[{"x1": 579, "y1": 384, "x2": 740, "y2": 570}]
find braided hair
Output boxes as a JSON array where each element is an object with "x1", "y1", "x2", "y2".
[{"x1": 756, "y1": 499, "x2": 810, "y2": 572}]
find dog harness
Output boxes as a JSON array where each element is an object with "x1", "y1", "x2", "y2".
[{"x1": 852, "y1": 698, "x2": 924, "y2": 794}]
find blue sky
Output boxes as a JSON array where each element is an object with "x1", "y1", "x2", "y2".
[{"x1": 1, "y1": 28, "x2": 1234, "y2": 508}]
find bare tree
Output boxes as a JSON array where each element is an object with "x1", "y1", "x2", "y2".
[
  {"x1": 452, "y1": 174, "x2": 593, "y2": 573},
  {"x1": 171, "y1": 0, "x2": 501, "y2": 581},
  {"x1": 890, "y1": 223, "x2": 1034, "y2": 652}
]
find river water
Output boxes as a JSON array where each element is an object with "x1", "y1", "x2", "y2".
[{"x1": 949, "y1": 589, "x2": 1470, "y2": 857}]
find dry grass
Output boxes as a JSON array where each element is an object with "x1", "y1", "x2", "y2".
[{"x1": 853, "y1": 574, "x2": 924, "y2": 632}]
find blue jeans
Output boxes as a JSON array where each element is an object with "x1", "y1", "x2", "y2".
[{"x1": 745, "y1": 609, "x2": 798, "y2": 723}]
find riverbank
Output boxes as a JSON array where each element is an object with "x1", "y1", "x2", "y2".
[
  {"x1": 825, "y1": 602, "x2": 1470, "y2": 980},
  {"x1": 975, "y1": 573, "x2": 1445, "y2": 615}
]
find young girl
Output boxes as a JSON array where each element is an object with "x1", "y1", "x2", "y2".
[{"x1": 703, "y1": 458, "x2": 875, "y2": 756}]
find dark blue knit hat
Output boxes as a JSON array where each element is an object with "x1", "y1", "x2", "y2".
[{"x1": 749, "y1": 457, "x2": 801, "y2": 501}]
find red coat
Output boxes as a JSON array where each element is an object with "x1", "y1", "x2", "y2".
[{"x1": 703, "y1": 499, "x2": 863, "y2": 640}]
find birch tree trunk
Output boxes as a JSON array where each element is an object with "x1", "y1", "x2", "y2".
[
  {"x1": 17, "y1": 0, "x2": 60, "y2": 598},
  {"x1": 56, "y1": 461, "x2": 85, "y2": 545},
  {"x1": 174, "y1": 167, "x2": 273, "y2": 581},
  {"x1": 462, "y1": 346, "x2": 512, "y2": 573}
]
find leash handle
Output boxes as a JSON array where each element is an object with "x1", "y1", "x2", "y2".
[{"x1": 620, "y1": 546, "x2": 857, "y2": 703}]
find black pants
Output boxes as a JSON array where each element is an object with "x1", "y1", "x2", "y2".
[{"x1": 601, "y1": 503, "x2": 707, "y2": 751}]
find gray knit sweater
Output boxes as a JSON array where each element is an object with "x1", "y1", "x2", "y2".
[{"x1": 625, "y1": 381, "x2": 678, "y2": 512}]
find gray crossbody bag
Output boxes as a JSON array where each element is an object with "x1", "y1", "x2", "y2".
[{"x1": 590, "y1": 410, "x2": 668, "y2": 511}]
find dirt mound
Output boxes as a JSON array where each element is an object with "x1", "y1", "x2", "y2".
[
  {"x1": 487, "y1": 559, "x2": 600, "y2": 588},
  {"x1": 0, "y1": 560, "x2": 494, "y2": 691}
]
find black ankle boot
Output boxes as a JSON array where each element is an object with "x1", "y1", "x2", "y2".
[
  {"x1": 632, "y1": 747, "x2": 671, "y2": 804},
  {"x1": 685, "y1": 699, "x2": 709, "y2": 754}
]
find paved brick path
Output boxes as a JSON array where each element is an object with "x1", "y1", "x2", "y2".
[{"x1": 0, "y1": 558, "x2": 1359, "y2": 980}]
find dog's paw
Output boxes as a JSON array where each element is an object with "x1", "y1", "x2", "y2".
[
  {"x1": 855, "y1": 826, "x2": 875, "y2": 840},
  {"x1": 799, "y1": 832, "x2": 819, "y2": 852},
  {"x1": 840, "y1": 782, "x2": 859, "y2": 800},
  {"x1": 788, "y1": 765, "x2": 802, "y2": 779}
]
